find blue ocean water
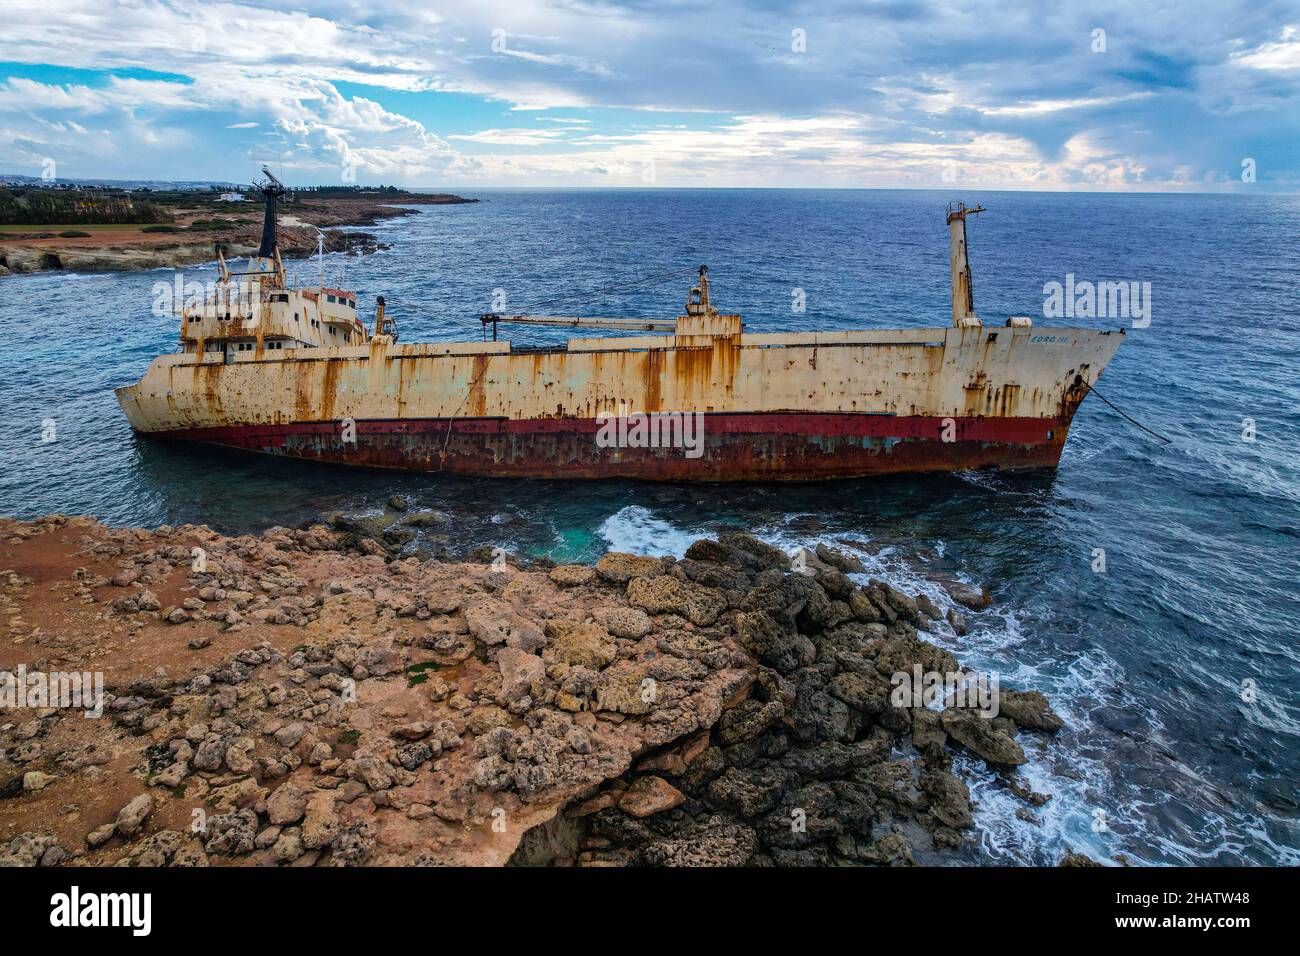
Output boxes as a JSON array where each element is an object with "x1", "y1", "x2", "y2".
[{"x1": 0, "y1": 188, "x2": 1296, "y2": 865}]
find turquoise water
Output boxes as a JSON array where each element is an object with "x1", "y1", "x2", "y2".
[{"x1": 0, "y1": 188, "x2": 1296, "y2": 865}]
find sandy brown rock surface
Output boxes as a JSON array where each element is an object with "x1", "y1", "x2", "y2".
[
  {"x1": 0, "y1": 514, "x2": 1063, "y2": 867},
  {"x1": 0, "y1": 515, "x2": 748, "y2": 866}
]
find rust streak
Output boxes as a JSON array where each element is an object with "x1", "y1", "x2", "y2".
[
  {"x1": 318, "y1": 359, "x2": 339, "y2": 422},
  {"x1": 644, "y1": 348, "x2": 663, "y2": 413}
]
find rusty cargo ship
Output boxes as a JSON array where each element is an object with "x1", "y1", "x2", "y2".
[{"x1": 116, "y1": 174, "x2": 1124, "y2": 480}]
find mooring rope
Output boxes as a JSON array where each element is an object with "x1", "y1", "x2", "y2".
[
  {"x1": 437, "y1": 361, "x2": 492, "y2": 470},
  {"x1": 1080, "y1": 379, "x2": 1172, "y2": 444}
]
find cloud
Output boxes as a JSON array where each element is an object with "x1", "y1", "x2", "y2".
[
  {"x1": 1231, "y1": 25, "x2": 1300, "y2": 72},
  {"x1": 449, "y1": 127, "x2": 578, "y2": 145},
  {"x1": 979, "y1": 93, "x2": 1154, "y2": 118},
  {"x1": 0, "y1": 1, "x2": 1293, "y2": 189}
]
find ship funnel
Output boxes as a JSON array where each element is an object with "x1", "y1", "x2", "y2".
[{"x1": 946, "y1": 201, "x2": 985, "y2": 328}]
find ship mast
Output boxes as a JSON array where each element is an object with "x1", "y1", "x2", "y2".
[
  {"x1": 685, "y1": 265, "x2": 712, "y2": 316},
  {"x1": 252, "y1": 165, "x2": 288, "y2": 288},
  {"x1": 946, "y1": 201, "x2": 985, "y2": 327}
]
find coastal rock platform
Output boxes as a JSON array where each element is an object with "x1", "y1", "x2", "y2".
[{"x1": 0, "y1": 514, "x2": 1063, "y2": 867}]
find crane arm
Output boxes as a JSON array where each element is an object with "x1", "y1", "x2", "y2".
[{"x1": 480, "y1": 314, "x2": 677, "y2": 333}]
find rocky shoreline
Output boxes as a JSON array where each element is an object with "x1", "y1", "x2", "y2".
[
  {"x1": 0, "y1": 192, "x2": 475, "y2": 277},
  {"x1": 0, "y1": 511, "x2": 1085, "y2": 867}
]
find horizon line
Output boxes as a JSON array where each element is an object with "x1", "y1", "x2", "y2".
[{"x1": 2, "y1": 175, "x2": 1294, "y2": 198}]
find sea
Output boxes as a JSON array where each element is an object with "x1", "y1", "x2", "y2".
[{"x1": 1, "y1": 188, "x2": 1296, "y2": 866}]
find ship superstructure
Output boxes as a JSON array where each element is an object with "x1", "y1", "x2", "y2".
[{"x1": 179, "y1": 168, "x2": 376, "y2": 359}]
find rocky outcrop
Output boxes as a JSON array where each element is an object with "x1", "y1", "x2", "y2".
[
  {"x1": 0, "y1": 191, "x2": 475, "y2": 276},
  {"x1": 0, "y1": 516, "x2": 745, "y2": 866},
  {"x1": 535, "y1": 538, "x2": 1065, "y2": 867},
  {"x1": 0, "y1": 515, "x2": 1062, "y2": 868},
  {"x1": 0, "y1": 229, "x2": 383, "y2": 276}
]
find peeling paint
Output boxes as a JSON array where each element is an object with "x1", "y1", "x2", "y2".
[{"x1": 117, "y1": 323, "x2": 1123, "y2": 479}]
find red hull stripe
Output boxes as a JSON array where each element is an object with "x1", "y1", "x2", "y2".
[
  {"x1": 172, "y1": 412, "x2": 1059, "y2": 443},
  {"x1": 155, "y1": 412, "x2": 1071, "y2": 480}
]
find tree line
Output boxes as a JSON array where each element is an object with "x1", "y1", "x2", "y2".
[{"x1": 0, "y1": 187, "x2": 173, "y2": 225}]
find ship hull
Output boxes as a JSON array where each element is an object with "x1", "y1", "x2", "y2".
[
  {"x1": 116, "y1": 324, "x2": 1123, "y2": 481},
  {"x1": 150, "y1": 411, "x2": 1069, "y2": 480}
]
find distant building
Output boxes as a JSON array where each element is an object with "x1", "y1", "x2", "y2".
[{"x1": 218, "y1": 191, "x2": 246, "y2": 202}]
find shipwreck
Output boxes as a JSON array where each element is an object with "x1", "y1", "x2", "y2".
[{"x1": 116, "y1": 172, "x2": 1123, "y2": 480}]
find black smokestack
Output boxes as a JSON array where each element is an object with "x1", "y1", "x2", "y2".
[
  {"x1": 254, "y1": 165, "x2": 286, "y2": 259},
  {"x1": 257, "y1": 191, "x2": 277, "y2": 258}
]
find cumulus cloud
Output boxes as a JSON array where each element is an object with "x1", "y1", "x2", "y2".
[
  {"x1": 0, "y1": 0, "x2": 1293, "y2": 189},
  {"x1": 1232, "y1": 25, "x2": 1300, "y2": 72}
]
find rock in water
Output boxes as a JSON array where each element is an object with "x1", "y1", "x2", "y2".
[
  {"x1": 941, "y1": 709, "x2": 1027, "y2": 765},
  {"x1": 1059, "y1": 851, "x2": 1103, "y2": 867},
  {"x1": 944, "y1": 581, "x2": 992, "y2": 610},
  {"x1": 998, "y1": 689, "x2": 1064, "y2": 733}
]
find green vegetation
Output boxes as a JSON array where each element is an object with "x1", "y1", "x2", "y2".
[
  {"x1": 0, "y1": 223, "x2": 146, "y2": 233},
  {"x1": 294, "y1": 184, "x2": 411, "y2": 197},
  {"x1": 0, "y1": 186, "x2": 172, "y2": 226},
  {"x1": 188, "y1": 218, "x2": 238, "y2": 231},
  {"x1": 141, "y1": 224, "x2": 181, "y2": 233},
  {"x1": 58, "y1": 230, "x2": 91, "y2": 238},
  {"x1": 405, "y1": 660, "x2": 440, "y2": 688}
]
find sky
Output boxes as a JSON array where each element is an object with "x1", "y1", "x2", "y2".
[{"x1": 0, "y1": 0, "x2": 1297, "y2": 191}]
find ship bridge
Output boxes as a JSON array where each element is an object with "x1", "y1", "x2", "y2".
[
  {"x1": 179, "y1": 263, "x2": 369, "y2": 359},
  {"x1": 176, "y1": 165, "x2": 378, "y2": 361}
]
